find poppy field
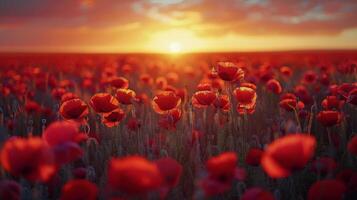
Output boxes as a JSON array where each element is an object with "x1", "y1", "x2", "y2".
[{"x1": 0, "y1": 51, "x2": 357, "y2": 200}]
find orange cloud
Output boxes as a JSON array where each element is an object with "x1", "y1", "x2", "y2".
[{"x1": 0, "y1": 0, "x2": 356, "y2": 52}]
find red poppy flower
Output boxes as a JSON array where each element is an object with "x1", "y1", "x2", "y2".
[
  {"x1": 303, "y1": 71, "x2": 317, "y2": 83},
  {"x1": 261, "y1": 134, "x2": 316, "y2": 178},
  {"x1": 310, "y1": 157, "x2": 337, "y2": 175},
  {"x1": 43, "y1": 121, "x2": 87, "y2": 146},
  {"x1": 152, "y1": 91, "x2": 181, "y2": 114},
  {"x1": 308, "y1": 180, "x2": 346, "y2": 200},
  {"x1": 116, "y1": 89, "x2": 136, "y2": 105},
  {"x1": 60, "y1": 98, "x2": 89, "y2": 120},
  {"x1": 294, "y1": 85, "x2": 313, "y2": 105},
  {"x1": 280, "y1": 66, "x2": 292, "y2": 77},
  {"x1": 0, "y1": 137, "x2": 56, "y2": 182},
  {"x1": 0, "y1": 180, "x2": 21, "y2": 200},
  {"x1": 102, "y1": 67, "x2": 115, "y2": 78},
  {"x1": 122, "y1": 64, "x2": 133, "y2": 74},
  {"x1": 140, "y1": 74, "x2": 153, "y2": 86},
  {"x1": 192, "y1": 90, "x2": 217, "y2": 108},
  {"x1": 259, "y1": 69, "x2": 274, "y2": 83},
  {"x1": 322, "y1": 96, "x2": 344, "y2": 110},
  {"x1": 214, "y1": 95, "x2": 231, "y2": 112},
  {"x1": 82, "y1": 78, "x2": 95, "y2": 91},
  {"x1": 0, "y1": 85, "x2": 11, "y2": 97},
  {"x1": 59, "y1": 79, "x2": 74, "y2": 89},
  {"x1": 280, "y1": 99, "x2": 299, "y2": 111},
  {"x1": 60, "y1": 180, "x2": 98, "y2": 200},
  {"x1": 155, "y1": 157, "x2": 182, "y2": 188},
  {"x1": 89, "y1": 93, "x2": 119, "y2": 114},
  {"x1": 297, "y1": 101, "x2": 306, "y2": 110},
  {"x1": 110, "y1": 76, "x2": 129, "y2": 89},
  {"x1": 317, "y1": 110, "x2": 342, "y2": 127},
  {"x1": 245, "y1": 148, "x2": 264, "y2": 166},
  {"x1": 108, "y1": 156, "x2": 162, "y2": 195},
  {"x1": 206, "y1": 152, "x2": 237, "y2": 183},
  {"x1": 200, "y1": 152, "x2": 242, "y2": 196},
  {"x1": 24, "y1": 100, "x2": 41, "y2": 114},
  {"x1": 241, "y1": 187, "x2": 275, "y2": 200},
  {"x1": 266, "y1": 79, "x2": 282, "y2": 94},
  {"x1": 234, "y1": 86, "x2": 257, "y2": 107},
  {"x1": 347, "y1": 135, "x2": 357, "y2": 156},
  {"x1": 319, "y1": 73, "x2": 330, "y2": 86},
  {"x1": 329, "y1": 84, "x2": 339, "y2": 96},
  {"x1": 279, "y1": 93, "x2": 298, "y2": 111},
  {"x1": 102, "y1": 108, "x2": 125, "y2": 127},
  {"x1": 234, "y1": 86, "x2": 257, "y2": 114},
  {"x1": 216, "y1": 61, "x2": 244, "y2": 82}
]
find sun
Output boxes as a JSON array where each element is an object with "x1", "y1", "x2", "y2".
[{"x1": 169, "y1": 42, "x2": 182, "y2": 53}]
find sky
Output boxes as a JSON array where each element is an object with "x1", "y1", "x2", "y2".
[{"x1": 0, "y1": 0, "x2": 357, "y2": 53}]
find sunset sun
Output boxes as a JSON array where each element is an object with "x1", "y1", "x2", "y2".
[{"x1": 169, "y1": 42, "x2": 182, "y2": 53}]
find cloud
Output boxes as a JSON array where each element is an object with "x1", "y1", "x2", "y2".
[
  {"x1": 142, "y1": 0, "x2": 357, "y2": 35},
  {"x1": 0, "y1": 0, "x2": 356, "y2": 51}
]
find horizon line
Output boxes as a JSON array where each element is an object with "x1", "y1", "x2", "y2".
[{"x1": 0, "y1": 48, "x2": 357, "y2": 55}]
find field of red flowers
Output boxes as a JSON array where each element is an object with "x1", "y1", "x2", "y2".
[{"x1": 0, "y1": 51, "x2": 357, "y2": 200}]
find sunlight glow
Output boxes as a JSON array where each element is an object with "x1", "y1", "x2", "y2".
[
  {"x1": 169, "y1": 42, "x2": 182, "y2": 53},
  {"x1": 145, "y1": 28, "x2": 204, "y2": 53}
]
